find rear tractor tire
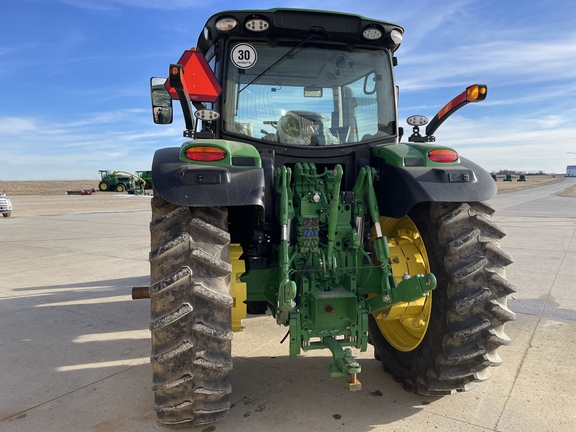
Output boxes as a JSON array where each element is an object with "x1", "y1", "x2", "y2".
[
  {"x1": 149, "y1": 194, "x2": 233, "y2": 426},
  {"x1": 369, "y1": 201, "x2": 516, "y2": 395}
]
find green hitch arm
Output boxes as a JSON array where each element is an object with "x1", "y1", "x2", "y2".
[
  {"x1": 277, "y1": 166, "x2": 296, "y2": 325},
  {"x1": 368, "y1": 273, "x2": 437, "y2": 314},
  {"x1": 278, "y1": 166, "x2": 291, "y2": 227},
  {"x1": 326, "y1": 165, "x2": 343, "y2": 269},
  {"x1": 364, "y1": 167, "x2": 389, "y2": 264},
  {"x1": 352, "y1": 166, "x2": 368, "y2": 217},
  {"x1": 351, "y1": 167, "x2": 369, "y2": 246}
]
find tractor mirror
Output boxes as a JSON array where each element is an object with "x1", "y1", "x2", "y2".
[
  {"x1": 363, "y1": 72, "x2": 379, "y2": 95},
  {"x1": 150, "y1": 77, "x2": 173, "y2": 124}
]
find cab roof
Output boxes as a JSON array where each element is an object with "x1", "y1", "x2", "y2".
[{"x1": 197, "y1": 8, "x2": 404, "y2": 53}]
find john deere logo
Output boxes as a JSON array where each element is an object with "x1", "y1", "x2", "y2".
[{"x1": 281, "y1": 115, "x2": 300, "y2": 137}]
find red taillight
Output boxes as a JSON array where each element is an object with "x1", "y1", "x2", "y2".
[
  {"x1": 184, "y1": 146, "x2": 227, "y2": 162},
  {"x1": 428, "y1": 149, "x2": 458, "y2": 163}
]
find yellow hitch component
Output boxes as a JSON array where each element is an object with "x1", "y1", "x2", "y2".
[{"x1": 230, "y1": 244, "x2": 247, "y2": 332}]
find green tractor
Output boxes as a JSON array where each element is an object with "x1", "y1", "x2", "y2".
[
  {"x1": 98, "y1": 170, "x2": 147, "y2": 193},
  {"x1": 98, "y1": 170, "x2": 133, "y2": 192},
  {"x1": 136, "y1": 170, "x2": 154, "y2": 189},
  {"x1": 142, "y1": 8, "x2": 515, "y2": 427}
]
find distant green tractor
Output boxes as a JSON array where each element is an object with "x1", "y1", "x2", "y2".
[
  {"x1": 98, "y1": 170, "x2": 146, "y2": 192},
  {"x1": 98, "y1": 170, "x2": 132, "y2": 192},
  {"x1": 136, "y1": 170, "x2": 154, "y2": 189}
]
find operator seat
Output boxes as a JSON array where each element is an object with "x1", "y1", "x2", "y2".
[{"x1": 277, "y1": 110, "x2": 338, "y2": 145}]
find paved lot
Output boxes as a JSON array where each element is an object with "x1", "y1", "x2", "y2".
[{"x1": 1, "y1": 179, "x2": 575, "y2": 431}]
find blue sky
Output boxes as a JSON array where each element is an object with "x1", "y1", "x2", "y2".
[{"x1": 1, "y1": 0, "x2": 575, "y2": 180}]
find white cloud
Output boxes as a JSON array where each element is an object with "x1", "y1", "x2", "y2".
[
  {"x1": 0, "y1": 117, "x2": 37, "y2": 135},
  {"x1": 431, "y1": 114, "x2": 576, "y2": 173},
  {"x1": 0, "y1": 109, "x2": 182, "y2": 180},
  {"x1": 398, "y1": 33, "x2": 576, "y2": 91},
  {"x1": 535, "y1": 115, "x2": 566, "y2": 129},
  {"x1": 57, "y1": 0, "x2": 208, "y2": 12}
]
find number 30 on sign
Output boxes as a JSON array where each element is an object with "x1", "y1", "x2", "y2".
[{"x1": 231, "y1": 44, "x2": 257, "y2": 69}]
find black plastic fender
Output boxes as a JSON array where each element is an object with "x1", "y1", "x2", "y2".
[
  {"x1": 152, "y1": 147, "x2": 265, "y2": 209},
  {"x1": 373, "y1": 156, "x2": 497, "y2": 218}
]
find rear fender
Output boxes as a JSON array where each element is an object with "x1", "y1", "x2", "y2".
[
  {"x1": 373, "y1": 156, "x2": 496, "y2": 219},
  {"x1": 152, "y1": 145, "x2": 265, "y2": 210}
]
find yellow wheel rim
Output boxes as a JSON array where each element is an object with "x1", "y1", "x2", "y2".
[
  {"x1": 230, "y1": 244, "x2": 247, "y2": 333},
  {"x1": 372, "y1": 216, "x2": 432, "y2": 352}
]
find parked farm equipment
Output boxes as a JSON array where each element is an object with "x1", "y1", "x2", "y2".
[{"x1": 98, "y1": 170, "x2": 147, "y2": 193}]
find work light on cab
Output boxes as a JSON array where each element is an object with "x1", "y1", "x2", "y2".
[
  {"x1": 195, "y1": 109, "x2": 220, "y2": 121},
  {"x1": 362, "y1": 26, "x2": 383, "y2": 40},
  {"x1": 407, "y1": 115, "x2": 428, "y2": 127},
  {"x1": 390, "y1": 29, "x2": 403, "y2": 45},
  {"x1": 246, "y1": 17, "x2": 270, "y2": 32},
  {"x1": 183, "y1": 146, "x2": 227, "y2": 162},
  {"x1": 216, "y1": 17, "x2": 237, "y2": 31}
]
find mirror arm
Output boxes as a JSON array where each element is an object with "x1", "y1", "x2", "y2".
[
  {"x1": 425, "y1": 85, "x2": 487, "y2": 137},
  {"x1": 192, "y1": 101, "x2": 206, "y2": 111},
  {"x1": 425, "y1": 102, "x2": 465, "y2": 137},
  {"x1": 169, "y1": 64, "x2": 195, "y2": 135}
]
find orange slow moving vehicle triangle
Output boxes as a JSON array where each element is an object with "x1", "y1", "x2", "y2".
[{"x1": 165, "y1": 50, "x2": 221, "y2": 102}]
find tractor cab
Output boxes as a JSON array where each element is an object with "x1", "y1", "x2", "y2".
[{"x1": 151, "y1": 9, "x2": 404, "y2": 152}]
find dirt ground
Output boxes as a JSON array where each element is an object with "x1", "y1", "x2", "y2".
[
  {"x1": 1, "y1": 176, "x2": 574, "y2": 218},
  {"x1": 495, "y1": 175, "x2": 576, "y2": 197},
  {"x1": 0, "y1": 180, "x2": 152, "y2": 218},
  {"x1": 0, "y1": 180, "x2": 105, "y2": 196},
  {"x1": 494, "y1": 175, "x2": 575, "y2": 194}
]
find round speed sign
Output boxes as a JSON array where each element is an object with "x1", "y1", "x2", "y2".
[{"x1": 231, "y1": 44, "x2": 257, "y2": 69}]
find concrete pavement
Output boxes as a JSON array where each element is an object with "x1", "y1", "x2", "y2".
[{"x1": 1, "y1": 179, "x2": 575, "y2": 431}]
